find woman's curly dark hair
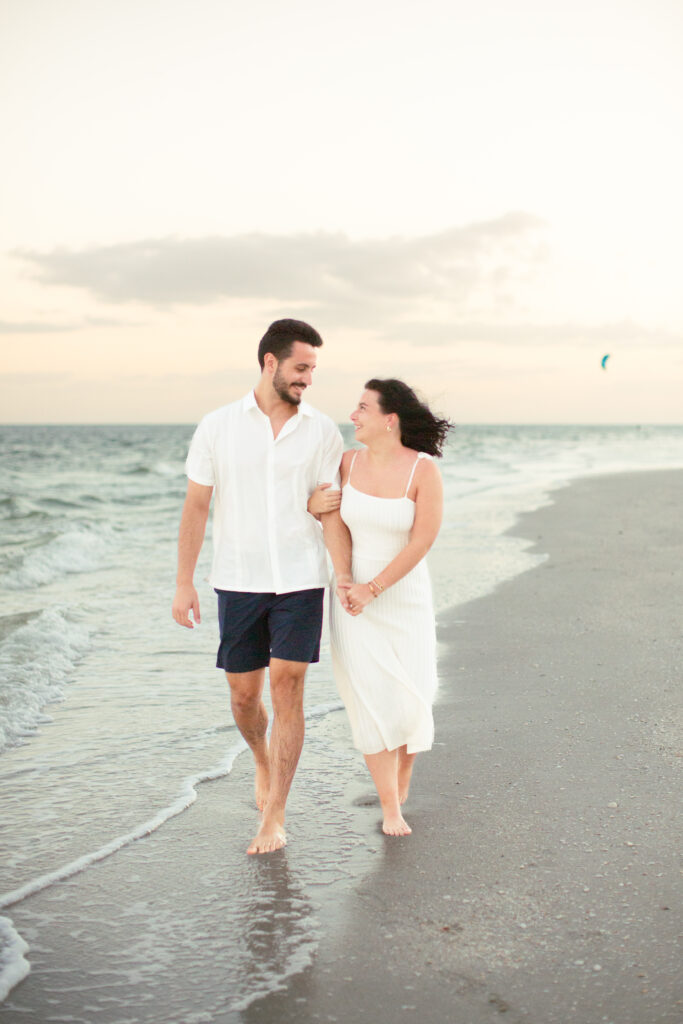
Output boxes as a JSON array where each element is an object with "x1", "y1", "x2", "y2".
[{"x1": 365, "y1": 378, "x2": 453, "y2": 457}]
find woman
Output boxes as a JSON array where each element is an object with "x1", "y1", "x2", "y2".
[{"x1": 309, "y1": 379, "x2": 451, "y2": 837}]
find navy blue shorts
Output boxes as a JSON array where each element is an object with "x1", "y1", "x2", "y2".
[{"x1": 215, "y1": 588, "x2": 325, "y2": 673}]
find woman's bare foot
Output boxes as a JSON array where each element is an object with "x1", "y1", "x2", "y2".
[
  {"x1": 254, "y1": 760, "x2": 271, "y2": 811},
  {"x1": 382, "y1": 812, "x2": 412, "y2": 836},
  {"x1": 247, "y1": 816, "x2": 287, "y2": 855}
]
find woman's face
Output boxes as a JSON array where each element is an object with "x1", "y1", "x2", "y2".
[{"x1": 350, "y1": 389, "x2": 391, "y2": 443}]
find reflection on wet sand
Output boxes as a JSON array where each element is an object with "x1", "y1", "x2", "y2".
[{"x1": 231, "y1": 853, "x2": 318, "y2": 1014}]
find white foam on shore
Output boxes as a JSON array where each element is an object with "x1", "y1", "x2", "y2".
[
  {"x1": 0, "y1": 736, "x2": 248, "y2": 1003},
  {"x1": 0, "y1": 736, "x2": 248, "y2": 912},
  {"x1": 435, "y1": 437, "x2": 683, "y2": 617},
  {"x1": 0, "y1": 609, "x2": 91, "y2": 753},
  {"x1": 0, "y1": 916, "x2": 30, "y2": 1003}
]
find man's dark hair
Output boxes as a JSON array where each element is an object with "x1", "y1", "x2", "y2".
[{"x1": 257, "y1": 319, "x2": 323, "y2": 369}]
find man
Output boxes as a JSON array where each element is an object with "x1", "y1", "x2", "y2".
[{"x1": 172, "y1": 319, "x2": 351, "y2": 855}]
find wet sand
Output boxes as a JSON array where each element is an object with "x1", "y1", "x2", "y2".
[{"x1": 2, "y1": 470, "x2": 682, "y2": 1023}]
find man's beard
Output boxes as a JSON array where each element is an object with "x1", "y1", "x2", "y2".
[{"x1": 273, "y1": 366, "x2": 303, "y2": 406}]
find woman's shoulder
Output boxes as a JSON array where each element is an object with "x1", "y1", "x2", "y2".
[
  {"x1": 407, "y1": 449, "x2": 438, "y2": 470},
  {"x1": 340, "y1": 447, "x2": 360, "y2": 482},
  {"x1": 341, "y1": 448, "x2": 361, "y2": 466},
  {"x1": 412, "y1": 451, "x2": 442, "y2": 488}
]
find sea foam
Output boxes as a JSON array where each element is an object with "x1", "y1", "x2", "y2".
[
  {"x1": 4, "y1": 525, "x2": 112, "y2": 590},
  {"x1": 0, "y1": 916, "x2": 30, "y2": 1003},
  {"x1": 0, "y1": 610, "x2": 91, "y2": 753}
]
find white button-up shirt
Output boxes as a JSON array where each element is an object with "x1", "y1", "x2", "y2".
[{"x1": 185, "y1": 391, "x2": 343, "y2": 594}]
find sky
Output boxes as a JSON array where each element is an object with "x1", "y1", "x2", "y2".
[{"x1": 1, "y1": 0, "x2": 682, "y2": 424}]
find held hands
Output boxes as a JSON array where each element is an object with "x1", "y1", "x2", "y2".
[
  {"x1": 307, "y1": 483, "x2": 342, "y2": 519},
  {"x1": 343, "y1": 582, "x2": 376, "y2": 617},
  {"x1": 172, "y1": 583, "x2": 201, "y2": 628}
]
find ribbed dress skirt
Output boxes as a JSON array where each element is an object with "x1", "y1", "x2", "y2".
[{"x1": 330, "y1": 470, "x2": 438, "y2": 755}]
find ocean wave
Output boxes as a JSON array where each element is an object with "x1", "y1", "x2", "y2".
[
  {"x1": 0, "y1": 611, "x2": 41, "y2": 645},
  {"x1": 124, "y1": 461, "x2": 184, "y2": 478},
  {"x1": 0, "y1": 610, "x2": 91, "y2": 754},
  {"x1": 39, "y1": 496, "x2": 89, "y2": 511},
  {"x1": 3, "y1": 526, "x2": 112, "y2": 590},
  {"x1": 0, "y1": 496, "x2": 45, "y2": 522}
]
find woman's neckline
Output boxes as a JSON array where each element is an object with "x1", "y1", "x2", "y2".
[{"x1": 344, "y1": 481, "x2": 416, "y2": 504}]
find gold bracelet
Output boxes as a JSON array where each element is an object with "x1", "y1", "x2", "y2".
[
  {"x1": 367, "y1": 580, "x2": 380, "y2": 597},
  {"x1": 370, "y1": 577, "x2": 385, "y2": 593}
]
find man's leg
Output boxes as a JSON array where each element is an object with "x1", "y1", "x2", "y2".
[
  {"x1": 226, "y1": 669, "x2": 270, "y2": 809},
  {"x1": 247, "y1": 658, "x2": 307, "y2": 855}
]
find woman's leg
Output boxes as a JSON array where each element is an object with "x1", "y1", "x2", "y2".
[
  {"x1": 397, "y1": 745, "x2": 417, "y2": 804},
  {"x1": 364, "y1": 749, "x2": 412, "y2": 836}
]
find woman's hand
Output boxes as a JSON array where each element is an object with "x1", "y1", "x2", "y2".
[
  {"x1": 307, "y1": 483, "x2": 342, "y2": 519},
  {"x1": 345, "y1": 582, "x2": 376, "y2": 616}
]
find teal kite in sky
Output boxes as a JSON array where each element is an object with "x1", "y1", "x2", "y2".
[{"x1": 601, "y1": 354, "x2": 610, "y2": 370}]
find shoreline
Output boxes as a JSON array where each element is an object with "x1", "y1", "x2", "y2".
[{"x1": 1, "y1": 468, "x2": 682, "y2": 1022}]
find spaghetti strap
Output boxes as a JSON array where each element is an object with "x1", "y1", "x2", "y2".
[
  {"x1": 403, "y1": 453, "x2": 423, "y2": 497},
  {"x1": 348, "y1": 450, "x2": 360, "y2": 485}
]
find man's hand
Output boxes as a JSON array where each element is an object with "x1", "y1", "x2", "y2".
[
  {"x1": 172, "y1": 583, "x2": 201, "y2": 628},
  {"x1": 335, "y1": 573, "x2": 352, "y2": 612},
  {"x1": 336, "y1": 581, "x2": 352, "y2": 611},
  {"x1": 308, "y1": 483, "x2": 342, "y2": 518}
]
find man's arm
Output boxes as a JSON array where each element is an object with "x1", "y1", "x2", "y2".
[
  {"x1": 172, "y1": 480, "x2": 213, "y2": 628},
  {"x1": 320, "y1": 509, "x2": 353, "y2": 611}
]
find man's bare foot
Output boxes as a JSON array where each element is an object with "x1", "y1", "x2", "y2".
[
  {"x1": 254, "y1": 761, "x2": 270, "y2": 811},
  {"x1": 382, "y1": 812, "x2": 412, "y2": 836},
  {"x1": 247, "y1": 818, "x2": 287, "y2": 855}
]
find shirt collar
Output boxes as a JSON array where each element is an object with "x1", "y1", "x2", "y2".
[{"x1": 242, "y1": 390, "x2": 258, "y2": 413}]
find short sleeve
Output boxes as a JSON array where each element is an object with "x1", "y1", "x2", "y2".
[
  {"x1": 318, "y1": 419, "x2": 344, "y2": 489},
  {"x1": 185, "y1": 417, "x2": 215, "y2": 486}
]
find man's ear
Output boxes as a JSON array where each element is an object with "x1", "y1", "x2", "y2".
[{"x1": 262, "y1": 352, "x2": 277, "y2": 376}]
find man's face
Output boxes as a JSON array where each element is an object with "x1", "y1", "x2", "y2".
[{"x1": 272, "y1": 342, "x2": 318, "y2": 406}]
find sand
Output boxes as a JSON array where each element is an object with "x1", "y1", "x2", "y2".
[{"x1": 2, "y1": 469, "x2": 681, "y2": 1023}]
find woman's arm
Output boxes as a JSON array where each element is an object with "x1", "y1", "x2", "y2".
[
  {"x1": 345, "y1": 460, "x2": 443, "y2": 615},
  {"x1": 307, "y1": 483, "x2": 341, "y2": 518},
  {"x1": 307, "y1": 448, "x2": 356, "y2": 518}
]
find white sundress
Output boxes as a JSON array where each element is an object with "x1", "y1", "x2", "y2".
[{"x1": 330, "y1": 451, "x2": 438, "y2": 755}]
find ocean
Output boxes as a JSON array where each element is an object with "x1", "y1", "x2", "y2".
[{"x1": 1, "y1": 421, "x2": 682, "y2": 1015}]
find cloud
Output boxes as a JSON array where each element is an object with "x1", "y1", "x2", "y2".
[
  {"x1": 13, "y1": 213, "x2": 547, "y2": 321},
  {"x1": 0, "y1": 315, "x2": 141, "y2": 334},
  {"x1": 0, "y1": 319, "x2": 78, "y2": 334},
  {"x1": 387, "y1": 319, "x2": 683, "y2": 347}
]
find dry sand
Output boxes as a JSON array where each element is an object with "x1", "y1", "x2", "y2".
[{"x1": 2, "y1": 469, "x2": 681, "y2": 1023}]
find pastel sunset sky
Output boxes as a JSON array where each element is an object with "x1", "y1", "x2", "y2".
[{"x1": 1, "y1": 0, "x2": 681, "y2": 424}]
